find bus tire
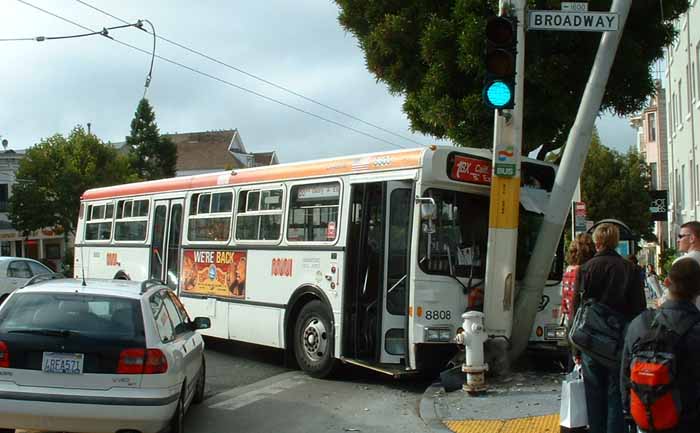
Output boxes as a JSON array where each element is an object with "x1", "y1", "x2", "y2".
[
  {"x1": 114, "y1": 271, "x2": 129, "y2": 280},
  {"x1": 293, "y1": 300, "x2": 336, "y2": 378}
]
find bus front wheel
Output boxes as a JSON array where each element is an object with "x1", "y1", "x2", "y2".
[{"x1": 294, "y1": 300, "x2": 336, "y2": 378}]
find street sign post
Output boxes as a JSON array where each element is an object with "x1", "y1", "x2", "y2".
[
  {"x1": 528, "y1": 10, "x2": 619, "y2": 32},
  {"x1": 573, "y1": 201, "x2": 587, "y2": 234}
]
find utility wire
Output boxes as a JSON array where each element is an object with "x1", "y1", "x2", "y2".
[
  {"x1": 0, "y1": 22, "x2": 137, "y2": 42},
  {"x1": 73, "y1": 0, "x2": 425, "y2": 147},
  {"x1": 138, "y1": 19, "x2": 156, "y2": 98},
  {"x1": 16, "y1": 0, "x2": 408, "y2": 150}
]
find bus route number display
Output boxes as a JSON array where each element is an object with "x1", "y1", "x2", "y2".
[
  {"x1": 448, "y1": 155, "x2": 492, "y2": 185},
  {"x1": 297, "y1": 184, "x2": 340, "y2": 201}
]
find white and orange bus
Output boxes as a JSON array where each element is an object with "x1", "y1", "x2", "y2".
[{"x1": 75, "y1": 145, "x2": 565, "y2": 377}]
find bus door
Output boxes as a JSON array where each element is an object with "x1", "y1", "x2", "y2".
[
  {"x1": 150, "y1": 199, "x2": 185, "y2": 290},
  {"x1": 343, "y1": 181, "x2": 412, "y2": 366},
  {"x1": 380, "y1": 181, "x2": 413, "y2": 364}
]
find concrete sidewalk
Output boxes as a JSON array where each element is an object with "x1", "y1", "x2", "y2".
[{"x1": 420, "y1": 369, "x2": 564, "y2": 433}]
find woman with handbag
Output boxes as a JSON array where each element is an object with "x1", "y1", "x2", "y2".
[
  {"x1": 562, "y1": 233, "x2": 596, "y2": 328},
  {"x1": 571, "y1": 223, "x2": 646, "y2": 433}
]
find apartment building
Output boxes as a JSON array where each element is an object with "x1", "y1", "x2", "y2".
[
  {"x1": 665, "y1": 1, "x2": 700, "y2": 242},
  {"x1": 630, "y1": 80, "x2": 668, "y2": 267}
]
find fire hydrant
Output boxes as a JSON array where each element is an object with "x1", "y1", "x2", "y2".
[{"x1": 458, "y1": 311, "x2": 489, "y2": 393}]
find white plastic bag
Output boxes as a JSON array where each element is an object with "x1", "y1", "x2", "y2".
[{"x1": 560, "y1": 364, "x2": 588, "y2": 429}]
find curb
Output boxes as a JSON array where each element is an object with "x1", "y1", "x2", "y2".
[{"x1": 418, "y1": 381, "x2": 455, "y2": 433}]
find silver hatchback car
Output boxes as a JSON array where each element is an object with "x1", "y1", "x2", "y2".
[
  {"x1": 0, "y1": 257, "x2": 53, "y2": 304},
  {"x1": 0, "y1": 278, "x2": 210, "y2": 433}
]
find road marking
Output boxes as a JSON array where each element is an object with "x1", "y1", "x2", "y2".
[{"x1": 208, "y1": 371, "x2": 308, "y2": 411}]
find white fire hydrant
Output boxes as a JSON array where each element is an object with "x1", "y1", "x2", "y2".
[{"x1": 458, "y1": 311, "x2": 489, "y2": 393}]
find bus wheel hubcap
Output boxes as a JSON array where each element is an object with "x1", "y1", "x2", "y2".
[{"x1": 302, "y1": 317, "x2": 327, "y2": 362}]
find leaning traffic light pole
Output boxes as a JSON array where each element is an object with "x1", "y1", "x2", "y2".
[
  {"x1": 508, "y1": 0, "x2": 633, "y2": 362},
  {"x1": 481, "y1": 0, "x2": 525, "y2": 373}
]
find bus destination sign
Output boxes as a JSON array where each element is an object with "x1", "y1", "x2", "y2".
[{"x1": 448, "y1": 155, "x2": 492, "y2": 185}]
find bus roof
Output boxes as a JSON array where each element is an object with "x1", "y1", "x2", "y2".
[{"x1": 82, "y1": 147, "x2": 427, "y2": 200}]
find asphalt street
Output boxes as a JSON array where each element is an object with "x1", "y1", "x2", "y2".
[{"x1": 185, "y1": 337, "x2": 435, "y2": 433}]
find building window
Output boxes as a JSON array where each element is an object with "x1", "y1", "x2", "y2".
[
  {"x1": 672, "y1": 93, "x2": 677, "y2": 130},
  {"x1": 697, "y1": 164, "x2": 700, "y2": 207},
  {"x1": 682, "y1": 165, "x2": 686, "y2": 209},
  {"x1": 0, "y1": 241, "x2": 10, "y2": 256},
  {"x1": 692, "y1": 61, "x2": 697, "y2": 102},
  {"x1": 696, "y1": 43, "x2": 700, "y2": 99},
  {"x1": 669, "y1": 94, "x2": 674, "y2": 130},
  {"x1": 650, "y1": 162, "x2": 658, "y2": 190},
  {"x1": 679, "y1": 80, "x2": 683, "y2": 121},
  {"x1": 0, "y1": 184, "x2": 7, "y2": 212},
  {"x1": 688, "y1": 65, "x2": 693, "y2": 110},
  {"x1": 647, "y1": 113, "x2": 656, "y2": 142}
]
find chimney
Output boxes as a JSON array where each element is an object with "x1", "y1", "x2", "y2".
[{"x1": 87, "y1": 123, "x2": 91, "y2": 134}]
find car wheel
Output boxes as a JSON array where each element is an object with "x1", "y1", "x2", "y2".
[
  {"x1": 192, "y1": 358, "x2": 206, "y2": 404},
  {"x1": 294, "y1": 300, "x2": 336, "y2": 378},
  {"x1": 169, "y1": 386, "x2": 185, "y2": 433},
  {"x1": 0, "y1": 295, "x2": 7, "y2": 306}
]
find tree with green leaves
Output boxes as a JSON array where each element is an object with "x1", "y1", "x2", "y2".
[
  {"x1": 126, "y1": 98, "x2": 177, "y2": 180},
  {"x1": 580, "y1": 130, "x2": 653, "y2": 240},
  {"x1": 334, "y1": 0, "x2": 688, "y2": 158},
  {"x1": 9, "y1": 126, "x2": 136, "y2": 271}
]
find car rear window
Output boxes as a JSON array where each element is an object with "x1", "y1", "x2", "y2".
[{"x1": 0, "y1": 292, "x2": 144, "y2": 338}]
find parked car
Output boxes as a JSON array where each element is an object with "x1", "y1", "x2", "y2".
[
  {"x1": 0, "y1": 257, "x2": 53, "y2": 304},
  {"x1": 0, "y1": 278, "x2": 210, "y2": 433}
]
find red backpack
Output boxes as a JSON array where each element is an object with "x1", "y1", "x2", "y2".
[{"x1": 629, "y1": 311, "x2": 700, "y2": 432}]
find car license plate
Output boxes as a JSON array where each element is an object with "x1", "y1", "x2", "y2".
[{"x1": 42, "y1": 352, "x2": 84, "y2": 374}]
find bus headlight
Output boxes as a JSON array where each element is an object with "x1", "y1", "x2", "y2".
[
  {"x1": 425, "y1": 327, "x2": 452, "y2": 342},
  {"x1": 545, "y1": 326, "x2": 567, "y2": 341}
]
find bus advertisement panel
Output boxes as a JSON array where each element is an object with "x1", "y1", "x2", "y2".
[{"x1": 181, "y1": 249, "x2": 247, "y2": 298}]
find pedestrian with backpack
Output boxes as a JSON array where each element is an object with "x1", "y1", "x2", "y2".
[
  {"x1": 571, "y1": 223, "x2": 646, "y2": 433},
  {"x1": 621, "y1": 257, "x2": 700, "y2": 433}
]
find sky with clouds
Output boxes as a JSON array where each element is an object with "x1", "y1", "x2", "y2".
[{"x1": 1, "y1": 0, "x2": 637, "y2": 164}]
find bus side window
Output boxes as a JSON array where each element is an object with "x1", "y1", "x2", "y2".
[
  {"x1": 114, "y1": 199, "x2": 149, "y2": 241},
  {"x1": 187, "y1": 190, "x2": 233, "y2": 242},
  {"x1": 287, "y1": 182, "x2": 340, "y2": 243},
  {"x1": 85, "y1": 202, "x2": 114, "y2": 241},
  {"x1": 235, "y1": 188, "x2": 283, "y2": 242}
]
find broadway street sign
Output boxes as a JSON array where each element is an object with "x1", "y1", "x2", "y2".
[{"x1": 528, "y1": 10, "x2": 619, "y2": 32}]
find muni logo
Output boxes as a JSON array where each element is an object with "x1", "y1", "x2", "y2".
[{"x1": 271, "y1": 258, "x2": 293, "y2": 277}]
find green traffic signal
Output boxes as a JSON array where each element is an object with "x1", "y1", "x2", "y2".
[
  {"x1": 483, "y1": 80, "x2": 514, "y2": 109},
  {"x1": 484, "y1": 15, "x2": 517, "y2": 110}
]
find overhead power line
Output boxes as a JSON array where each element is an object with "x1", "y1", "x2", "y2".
[
  {"x1": 73, "y1": 0, "x2": 425, "y2": 147},
  {"x1": 0, "y1": 22, "x2": 136, "y2": 42},
  {"x1": 15, "y1": 0, "x2": 408, "y2": 150}
]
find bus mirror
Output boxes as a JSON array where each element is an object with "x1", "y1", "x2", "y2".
[{"x1": 416, "y1": 197, "x2": 436, "y2": 220}]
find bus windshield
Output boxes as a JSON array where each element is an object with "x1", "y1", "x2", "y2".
[
  {"x1": 418, "y1": 189, "x2": 489, "y2": 278},
  {"x1": 418, "y1": 189, "x2": 563, "y2": 281}
]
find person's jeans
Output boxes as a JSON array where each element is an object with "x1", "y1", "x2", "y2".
[{"x1": 581, "y1": 353, "x2": 626, "y2": 433}]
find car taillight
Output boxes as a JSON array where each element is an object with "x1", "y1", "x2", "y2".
[
  {"x1": 0, "y1": 341, "x2": 9, "y2": 368},
  {"x1": 117, "y1": 348, "x2": 168, "y2": 374}
]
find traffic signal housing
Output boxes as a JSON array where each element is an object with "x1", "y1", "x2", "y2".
[{"x1": 483, "y1": 15, "x2": 517, "y2": 110}]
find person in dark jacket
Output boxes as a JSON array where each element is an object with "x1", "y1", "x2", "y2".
[
  {"x1": 573, "y1": 223, "x2": 646, "y2": 433},
  {"x1": 621, "y1": 257, "x2": 700, "y2": 433}
]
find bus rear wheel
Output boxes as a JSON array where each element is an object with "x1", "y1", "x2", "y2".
[{"x1": 294, "y1": 300, "x2": 336, "y2": 378}]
